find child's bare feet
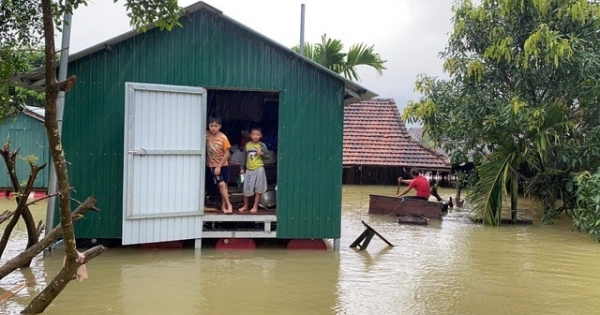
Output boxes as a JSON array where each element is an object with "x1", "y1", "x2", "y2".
[
  {"x1": 238, "y1": 206, "x2": 248, "y2": 212},
  {"x1": 249, "y1": 207, "x2": 258, "y2": 213}
]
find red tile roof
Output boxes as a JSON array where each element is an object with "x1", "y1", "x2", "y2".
[{"x1": 343, "y1": 99, "x2": 450, "y2": 169}]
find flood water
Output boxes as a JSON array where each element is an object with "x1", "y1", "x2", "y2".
[{"x1": 1, "y1": 185, "x2": 600, "y2": 314}]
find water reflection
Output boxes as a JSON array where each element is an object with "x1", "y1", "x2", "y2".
[{"x1": 0, "y1": 186, "x2": 599, "y2": 315}]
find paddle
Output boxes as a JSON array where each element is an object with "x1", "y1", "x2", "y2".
[{"x1": 396, "y1": 177, "x2": 402, "y2": 195}]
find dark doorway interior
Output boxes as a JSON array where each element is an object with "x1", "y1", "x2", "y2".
[{"x1": 204, "y1": 89, "x2": 279, "y2": 202}]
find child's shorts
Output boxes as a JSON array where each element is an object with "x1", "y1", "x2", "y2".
[
  {"x1": 243, "y1": 167, "x2": 267, "y2": 196},
  {"x1": 209, "y1": 166, "x2": 230, "y2": 184}
]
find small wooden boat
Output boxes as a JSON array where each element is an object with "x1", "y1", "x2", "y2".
[
  {"x1": 397, "y1": 215, "x2": 428, "y2": 225},
  {"x1": 368, "y1": 194, "x2": 444, "y2": 219}
]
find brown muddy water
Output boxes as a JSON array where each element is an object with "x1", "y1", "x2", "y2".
[{"x1": 1, "y1": 185, "x2": 600, "y2": 315}]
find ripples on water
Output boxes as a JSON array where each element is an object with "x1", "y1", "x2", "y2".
[{"x1": 1, "y1": 186, "x2": 600, "y2": 315}]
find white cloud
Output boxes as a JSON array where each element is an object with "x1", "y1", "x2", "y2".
[{"x1": 61, "y1": 0, "x2": 454, "y2": 120}]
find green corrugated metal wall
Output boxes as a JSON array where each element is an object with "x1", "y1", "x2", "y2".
[
  {"x1": 61, "y1": 9, "x2": 344, "y2": 239},
  {"x1": 0, "y1": 114, "x2": 49, "y2": 189}
]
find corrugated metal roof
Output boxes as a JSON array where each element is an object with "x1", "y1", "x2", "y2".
[
  {"x1": 343, "y1": 98, "x2": 450, "y2": 169},
  {"x1": 11, "y1": 1, "x2": 376, "y2": 105},
  {"x1": 21, "y1": 105, "x2": 45, "y2": 121}
]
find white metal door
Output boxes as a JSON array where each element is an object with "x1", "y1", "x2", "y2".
[{"x1": 122, "y1": 82, "x2": 206, "y2": 245}]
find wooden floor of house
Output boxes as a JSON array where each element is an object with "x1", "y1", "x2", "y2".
[{"x1": 203, "y1": 191, "x2": 277, "y2": 238}]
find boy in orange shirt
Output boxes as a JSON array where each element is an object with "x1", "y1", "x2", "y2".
[{"x1": 206, "y1": 117, "x2": 233, "y2": 213}]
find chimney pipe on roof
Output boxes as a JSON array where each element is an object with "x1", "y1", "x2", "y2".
[{"x1": 299, "y1": 4, "x2": 305, "y2": 56}]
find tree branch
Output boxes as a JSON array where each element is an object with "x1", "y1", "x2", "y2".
[
  {"x1": 0, "y1": 142, "x2": 46, "y2": 266},
  {"x1": 24, "y1": 192, "x2": 60, "y2": 207},
  {"x1": 0, "y1": 210, "x2": 14, "y2": 225},
  {"x1": 0, "y1": 163, "x2": 44, "y2": 260},
  {"x1": 21, "y1": 245, "x2": 105, "y2": 315},
  {"x1": 57, "y1": 75, "x2": 76, "y2": 92},
  {"x1": 0, "y1": 196, "x2": 98, "y2": 281}
]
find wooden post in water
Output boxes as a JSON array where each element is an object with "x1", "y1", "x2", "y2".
[
  {"x1": 350, "y1": 220, "x2": 394, "y2": 250},
  {"x1": 510, "y1": 172, "x2": 518, "y2": 221}
]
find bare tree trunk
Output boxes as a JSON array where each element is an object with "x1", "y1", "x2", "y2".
[
  {"x1": 0, "y1": 144, "x2": 43, "y2": 266},
  {"x1": 15, "y1": 0, "x2": 102, "y2": 312},
  {"x1": 455, "y1": 182, "x2": 462, "y2": 204},
  {"x1": 0, "y1": 197, "x2": 97, "y2": 281},
  {"x1": 41, "y1": 0, "x2": 78, "y2": 275},
  {"x1": 21, "y1": 245, "x2": 105, "y2": 314},
  {"x1": 0, "y1": 163, "x2": 45, "y2": 260}
]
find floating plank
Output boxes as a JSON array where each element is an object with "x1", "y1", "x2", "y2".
[
  {"x1": 0, "y1": 278, "x2": 36, "y2": 304},
  {"x1": 397, "y1": 215, "x2": 428, "y2": 225}
]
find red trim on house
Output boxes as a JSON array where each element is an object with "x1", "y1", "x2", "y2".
[
  {"x1": 287, "y1": 239, "x2": 328, "y2": 250},
  {"x1": 215, "y1": 238, "x2": 256, "y2": 250},
  {"x1": 0, "y1": 190, "x2": 47, "y2": 199}
]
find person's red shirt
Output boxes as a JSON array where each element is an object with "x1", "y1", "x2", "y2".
[{"x1": 407, "y1": 176, "x2": 430, "y2": 199}]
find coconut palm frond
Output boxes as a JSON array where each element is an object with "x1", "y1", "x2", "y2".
[
  {"x1": 315, "y1": 34, "x2": 346, "y2": 72},
  {"x1": 522, "y1": 101, "x2": 571, "y2": 174},
  {"x1": 291, "y1": 42, "x2": 317, "y2": 60},
  {"x1": 344, "y1": 43, "x2": 387, "y2": 81},
  {"x1": 535, "y1": 101, "x2": 571, "y2": 155},
  {"x1": 524, "y1": 168, "x2": 569, "y2": 211},
  {"x1": 542, "y1": 100, "x2": 570, "y2": 130},
  {"x1": 293, "y1": 36, "x2": 345, "y2": 72},
  {"x1": 290, "y1": 34, "x2": 386, "y2": 81},
  {"x1": 468, "y1": 153, "x2": 516, "y2": 225}
]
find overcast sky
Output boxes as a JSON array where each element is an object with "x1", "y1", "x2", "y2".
[{"x1": 61, "y1": 0, "x2": 455, "y2": 115}]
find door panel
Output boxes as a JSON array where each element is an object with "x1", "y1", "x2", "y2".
[{"x1": 123, "y1": 83, "x2": 206, "y2": 245}]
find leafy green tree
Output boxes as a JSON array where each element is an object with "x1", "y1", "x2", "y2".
[
  {"x1": 292, "y1": 33, "x2": 387, "y2": 81},
  {"x1": 403, "y1": 0, "x2": 600, "y2": 225},
  {"x1": 0, "y1": 50, "x2": 45, "y2": 115},
  {"x1": 0, "y1": 0, "x2": 45, "y2": 120},
  {"x1": 3, "y1": 0, "x2": 182, "y2": 313},
  {"x1": 572, "y1": 169, "x2": 600, "y2": 241}
]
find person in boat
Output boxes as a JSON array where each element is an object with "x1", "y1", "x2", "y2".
[{"x1": 396, "y1": 168, "x2": 431, "y2": 200}]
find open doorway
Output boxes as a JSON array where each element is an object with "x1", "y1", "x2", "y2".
[{"x1": 203, "y1": 89, "x2": 279, "y2": 212}]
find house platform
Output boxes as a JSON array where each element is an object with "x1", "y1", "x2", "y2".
[{"x1": 203, "y1": 192, "x2": 277, "y2": 238}]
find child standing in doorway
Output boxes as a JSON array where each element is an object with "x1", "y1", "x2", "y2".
[
  {"x1": 239, "y1": 127, "x2": 270, "y2": 213},
  {"x1": 206, "y1": 116, "x2": 233, "y2": 213}
]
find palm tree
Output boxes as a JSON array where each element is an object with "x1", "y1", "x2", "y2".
[
  {"x1": 468, "y1": 101, "x2": 572, "y2": 225},
  {"x1": 291, "y1": 34, "x2": 386, "y2": 81}
]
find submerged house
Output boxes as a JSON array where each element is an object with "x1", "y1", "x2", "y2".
[
  {"x1": 343, "y1": 99, "x2": 450, "y2": 185},
  {"x1": 13, "y1": 1, "x2": 376, "y2": 249},
  {"x1": 0, "y1": 106, "x2": 49, "y2": 192},
  {"x1": 408, "y1": 127, "x2": 449, "y2": 160}
]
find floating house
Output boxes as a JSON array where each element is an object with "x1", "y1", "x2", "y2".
[
  {"x1": 343, "y1": 99, "x2": 450, "y2": 185},
  {"x1": 0, "y1": 106, "x2": 49, "y2": 192},
  {"x1": 14, "y1": 1, "x2": 376, "y2": 249}
]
